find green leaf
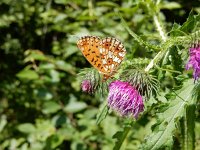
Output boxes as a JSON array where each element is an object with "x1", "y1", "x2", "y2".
[
  {"x1": 170, "y1": 11, "x2": 200, "y2": 36},
  {"x1": 0, "y1": 116, "x2": 7, "y2": 133},
  {"x1": 34, "y1": 88, "x2": 53, "y2": 100},
  {"x1": 96, "y1": 103, "x2": 109, "y2": 125},
  {"x1": 97, "y1": 1, "x2": 119, "y2": 7},
  {"x1": 181, "y1": 105, "x2": 195, "y2": 150},
  {"x1": 17, "y1": 123, "x2": 36, "y2": 134},
  {"x1": 160, "y1": 2, "x2": 181, "y2": 10},
  {"x1": 64, "y1": 101, "x2": 87, "y2": 113},
  {"x1": 180, "y1": 11, "x2": 200, "y2": 33},
  {"x1": 141, "y1": 79, "x2": 196, "y2": 150},
  {"x1": 119, "y1": 13, "x2": 161, "y2": 51},
  {"x1": 42, "y1": 101, "x2": 61, "y2": 114},
  {"x1": 55, "y1": 60, "x2": 76, "y2": 74},
  {"x1": 45, "y1": 134, "x2": 64, "y2": 149},
  {"x1": 16, "y1": 69, "x2": 39, "y2": 80},
  {"x1": 113, "y1": 121, "x2": 133, "y2": 150},
  {"x1": 54, "y1": 0, "x2": 68, "y2": 4},
  {"x1": 24, "y1": 49, "x2": 47, "y2": 62}
]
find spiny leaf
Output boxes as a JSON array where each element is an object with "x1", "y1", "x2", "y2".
[{"x1": 141, "y1": 79, "x2": 196, "y2": 150}]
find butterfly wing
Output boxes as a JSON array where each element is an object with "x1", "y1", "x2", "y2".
[
  {"x1": 100, "y1": 37, "x2": 126, "y2": 78},
  {"x1": 77, "y1": 36, "x2": 106, "y2": 73}
]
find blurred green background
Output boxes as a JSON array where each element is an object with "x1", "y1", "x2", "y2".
[{"x1": 0, "y1": 0, "x2": 200, "y2": 150}]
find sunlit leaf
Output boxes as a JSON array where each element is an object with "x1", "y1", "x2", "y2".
[
  {"x1": 16, "y1": 69, "x2": 39, "y2": 80},
  {"x1": 17, "y1": 123, "x2": 36, "y2": 134},
  {"x1": 64, "y1": 101, "x2": 87, "y2": 113}
]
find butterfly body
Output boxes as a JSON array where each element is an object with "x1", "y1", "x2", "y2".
[{"x1": 77, "y1": 36, "x2": 126, "y2": 81}]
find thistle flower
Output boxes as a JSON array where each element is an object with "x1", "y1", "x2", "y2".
[
  {"x1": 79, "y1": 68, "x2": 103, "y2": 94},
  {"x1": 81, "y1": 80, "x2": 93, "y2": 93},
  {"x1": 186, "y1": 45, "x2": 200, "y2": 81},
  {"x1": 108, "y1": 80, "x2": 144, "y2": 119}
]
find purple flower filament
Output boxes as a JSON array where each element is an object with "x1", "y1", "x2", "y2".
[
  {"x1": 186, "y1": 46, "x2": 200, "y2": 81},
  {"x1": 108, "y1": 80, "x2": 144, "y2": 118}
]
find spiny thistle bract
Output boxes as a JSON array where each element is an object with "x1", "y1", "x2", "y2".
[
  {"x1": 120, "y1": 68, "x2": 159, "y2": 99},
  {"x1": 78, "y1": 68, "x2": 109, "y2": 95}
]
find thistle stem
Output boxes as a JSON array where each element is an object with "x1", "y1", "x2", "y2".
[
  {"x1": 145, "y1": 15, "x2": 167, "y2": 72},
  {"x1": 144, "y1": 51, "x2": 161, "y2": 72},
  {"x1": 153, "y1": 15, "x2": 167, "y2": 42}
]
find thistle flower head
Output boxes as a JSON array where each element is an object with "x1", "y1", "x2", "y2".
[
  {"x1": 78, "y1": 69, "x2": 100, "y2": 94},
  {"x1": 81, "y1": 80, "x2": 93, "y2": 93},
  {"x1": 79, "y1": 68, "x2": 108, "y2": 94},
  {"x1": 108, "y1": 80, "x2": 144, "y2": 119},
  {"x1": 186, "y1": 44, "x2": 200, "y2": 81}
]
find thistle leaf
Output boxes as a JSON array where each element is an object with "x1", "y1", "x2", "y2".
[
  {"x1": 181, "y1": 105, "x2": 195, "y2": 150},
  {"x1": 141, "y1": 79, "x2": 196, "y2": 150}
]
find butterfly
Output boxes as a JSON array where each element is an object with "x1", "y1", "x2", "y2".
[{"x1": 77, "y1": 36, "x2": 126, "y2": 81}]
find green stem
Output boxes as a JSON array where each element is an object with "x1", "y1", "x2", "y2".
[
  {"x1": 113, "y1": 121, "x2": 133, "y2": 150},
  {"x1": 153, "y1": 15, "x2": 167, "y2": 42},
  {"x1": 155, "y1": 66, "x2": 182, "y2": 74},
  {"x1": 144, "y1": 14, "x2": 168, "y2": 72},
  {"x1": 144, "y1": 51, "x2": 162, "y2": 72}
]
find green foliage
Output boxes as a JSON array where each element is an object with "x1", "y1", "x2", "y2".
[
  {"x1": 141, "y1": 79, "x2": 196, "y2": 150},
  {"x1": 1, "y1": 0, "x2": 200, "y2": 150}
]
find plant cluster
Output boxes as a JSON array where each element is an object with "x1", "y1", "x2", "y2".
[{"x1": 0, "y1": 0, "x2": 200, "y2": 150}]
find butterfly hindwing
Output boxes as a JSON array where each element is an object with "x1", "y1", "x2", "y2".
[
  {"x1": 77, "y1": 36, "x2": 106, "y2": 73},
  {"x1": 100, "y1": 37, "x2": 126, "y2": 74}
]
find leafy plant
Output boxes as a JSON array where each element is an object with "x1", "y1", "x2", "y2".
[{"x1": 0, "y1": 0, "x2": 200, "y2": 150}]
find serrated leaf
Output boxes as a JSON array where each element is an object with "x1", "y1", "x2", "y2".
[
  {"x1": 180, "y1": 11, "x2": 200, "y2": 33},
  {"x1": 141, "y1": 79, "x2": 195, "y2": 150},
  {"x1": 170, "y1": 11, "x2": 200, "y2": 36}
]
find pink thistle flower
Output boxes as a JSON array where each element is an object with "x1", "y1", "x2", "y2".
[
  {"x1": 108, "y1": 80, "x2": 144, "y2": 119},
  {"x1": 81, "y1": 80, "x2": 93, "y2": 93},
  {"x1": 186, "y1": 46, "x2": 200, "y2": 81}
]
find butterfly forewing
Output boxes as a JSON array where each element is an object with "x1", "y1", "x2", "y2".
[
  {"x1": 77, "y1": 36, "x2": 106, "y2": 73},
  {"x1": 77, "y1": 36, "x2": 126, "y2": 80}
]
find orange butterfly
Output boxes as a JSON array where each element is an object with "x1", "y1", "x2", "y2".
[{"x1": 77, "y1": 36, "x2": 126, "y2": 81}]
